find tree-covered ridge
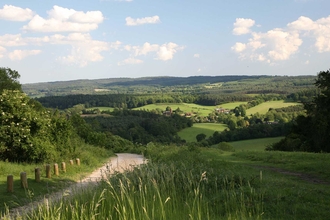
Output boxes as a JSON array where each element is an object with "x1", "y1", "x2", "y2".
[{"x1": 23, "y1": 75, "x2": 316, "y2": 97}]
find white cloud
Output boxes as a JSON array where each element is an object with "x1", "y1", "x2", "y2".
[
  {"x1": 156, "y1": 43, "x2": 183, "y2": 61},
  {"x1": 124, "y1": 42, "x2": 183, "y2": 62},
  {"x1": 288, "y1": 15, "x2": 330, "y2": 53},
  {"x1": 118, "y1": 57, "x2": 143, "y2": 66},
  {"x1": 232, "y1": 17, "x2": 315, "y2": 63},
  {"x1": 194, "y1": 54, "x2": 200, "y2": 58},
  {"x1": 133, "y1": 42, "x2": 159, "y2": 56},
  {"x1": 0, "y1": 46, "x2": 6, "y2": 58},
  {"x1": 0, "y1": 5, "x2": 34, "y2": 21},
  {"x1": 197, "y1": 68, "x2": 201, "y2": 72},
  {"x1": 126, "y1": 16, "x2": 160, "y2": 26},
  {"x1": 23, "y1": 5, "x2": 104, "y2": 32},
  {"x1": 231, "y1": 42, "x2": 246, "y2": 52},
  {"x1": 233, "y1": 18, "x2": 255, "y2": 35},
  {"x1": 0, "y1": 34, "x2": 27, "y2": 47},
  {"x1": 8, "y1": 49, "x2": 41, "y2": 60},
  {"x1": 53, "y1": 33, "x2": 110, "y2": 66}
]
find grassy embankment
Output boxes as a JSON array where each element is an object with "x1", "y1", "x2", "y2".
[
  {"x1": 9, "y1": 139, "x2": 330, "y2": 219},
  {"x1": 0, "y1": 144, "x2": 114, "y2": 213}
]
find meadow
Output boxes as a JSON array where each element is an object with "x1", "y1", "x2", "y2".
[
  {"x1": 135, "y1": 102, "x2": 247, "y2": 116},
  {"x1": 246, "y1": 100, "x2": 301, "y2": 115},
  {"x1": 229, "y1": 137, "x2": 284, "y2": 151},
  {"x1": 6, "y1": 145, "x2": 330, "y2": 219},
  {"x1": 178, "y1": 123, "x2": 228, "y2": 142}
]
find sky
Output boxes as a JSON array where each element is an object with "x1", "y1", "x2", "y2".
[{"x1": 0, "y1": 0, "x2": 329, "y2": 84}]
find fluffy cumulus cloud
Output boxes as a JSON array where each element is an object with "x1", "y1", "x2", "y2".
[
  {"x1": 8, "y1": 50, "x2": 41, "y2": 60},
  {"x1": 23, "y1": 5, "x2": 104, "y2": 32},
  {"x1": 125, "y1": 42, "x2": 183, "y2": 61},
  {"x1": 156, "y1": 42, "x2": 183, "y2": 61},
  {"x1": 231, "y1": 15, "x2": 330, "y2": 64},
  {"x1": 126, "y1": 16, "x2": 160, "y2": 26},
  {"x1": 53, "y1": 33, "x2": 111, "y2": 67},
  {"x1": 233, "y1": 18, "x2": 255, "y2": 35},
  {"x1": 0, "y1": 5, "x2": 34, "y2": 21},
  {"x1": 288, "y1": 15, "x2": 330, "y2": 53}
]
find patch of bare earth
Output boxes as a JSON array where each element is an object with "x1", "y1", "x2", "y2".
[
  {"x1": 4, "y1": 153, "x2": 146, "y2": 219},
  {"x1": 253, "y1": 165, "x2": 330, "y2": 185}
]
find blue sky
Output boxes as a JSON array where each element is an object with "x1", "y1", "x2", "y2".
[{"x1": 0, "y1": 0, "x2": 329, "y2": 83}]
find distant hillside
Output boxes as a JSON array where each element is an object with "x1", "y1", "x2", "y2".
[{"x1": 22, "y1": 75, "x2": 316, "y2": 97}]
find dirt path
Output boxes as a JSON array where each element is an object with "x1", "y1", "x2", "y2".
[
  {"x1": 5, "y1": 153, "x2": 146, "y2": 219},
  {"x1": 253, "y1": 165, "x2": 330, "y2": 185}
]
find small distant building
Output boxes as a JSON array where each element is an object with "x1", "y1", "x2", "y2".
[{"x1": 215, "y1": 108, "x2": 230, "y2": 114}]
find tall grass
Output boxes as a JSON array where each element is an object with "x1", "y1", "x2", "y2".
[{"x1": 9, "y1": 147, "x2": 264, "y2": 219}]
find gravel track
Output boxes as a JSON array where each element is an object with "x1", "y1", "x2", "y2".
[{"x1": 3, "y1": 153, "x2": 145, "y2": 219}]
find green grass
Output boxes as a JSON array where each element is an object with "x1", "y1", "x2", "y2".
[
  {"x1": 135, "y1": 102, "x2": 247, "y2": 117},
  {"x1": 218, "y1": 102, "x2": 247, "y2": 109},
  {"x1": 87, "y1": 107, "x2": 114, "y2": 112},
  {"x1": 246, "y1": 100, "x2": 301, "y2": 115},
  {"x1": 0, "y1": 145, "x2": 114, "y2": 213},
  {"x1": 178, "y1": 123, "x2": 228, "y2": 142},
  {"x1": 13, "y1": 145, "x2": 330, "y2": 220},
  {"x1": 229, "y1": 137, "x2": 284, "y2": 151}
]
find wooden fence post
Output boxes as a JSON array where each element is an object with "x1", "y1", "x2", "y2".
[
  {"x1": 61, "y1": 162, "x2": 66, "y2": 173},
  {"x1": 76, "y1": 158, "x2": 80, "y2": 166},
  {"x1": 69, "y1": 160, "x2": 74, "y2": 165},
  {"x1": 7, "y1": 175, "x2": 13, "y2": 192},
  {"x1": 46, "y1": 164, "x2": 51, "y2": 178},
  {"x1": 54, "y1": 163, "x2": 59, "y2": 176},
  {"x1": 20, "y1": 172, "x2": 28, "y2": 189},
  {"x1": 35, "y1": 168, "x2": 41, "y2": 182}
]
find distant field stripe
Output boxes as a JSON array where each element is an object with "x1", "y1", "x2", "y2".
[{"x1": 246, "y1": 101, "x2": 301, "y2": 115}]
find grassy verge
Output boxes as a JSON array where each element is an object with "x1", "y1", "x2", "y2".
[
  {"x1": 0, "y1": 144, "x2": 114, "y2": 213},
  {"x1": 10, "y1": 143, "x2": 330, "y2": 219}
]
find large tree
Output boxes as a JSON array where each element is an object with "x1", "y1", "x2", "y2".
[
  {"x1": 0, "y1": 67, "x2": 21, "y2": 92},
  {"x1": 271, "y1": 69, "x2": 330, "y2": 152}
]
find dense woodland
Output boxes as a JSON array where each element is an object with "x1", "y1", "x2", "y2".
[{"x1": 1, "y1": 66, "x2": 330, "y2": 164}]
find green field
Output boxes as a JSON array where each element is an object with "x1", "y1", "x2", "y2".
[
  {"x1": 87, "y1": 106, "x2": 114, "y2": 112},
  {"x1": 178, "y1": 123, "x2": 228, "y2": 142},
  {"x1": 246, "y1": 100, "x2": 301, "y2": 115},
  {"x1": 136, "y1": 102, "x2": 247, "y2": 116},
  {"x1": 229, "y1": 136, "x2": 284, "y2": 151}
]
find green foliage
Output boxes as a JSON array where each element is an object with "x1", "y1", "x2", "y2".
[
  {"x1": 0, "y1": 67, "x2": 21, "y2": 92},
  {"x1": 83, "y1": 109, "x2": 192, "y2": 145},
  {"x1": 217, "y1": 142, "x2": 235, "y2": 152},
  {"x1": 0, "y1": 90, "x2": 89, "y2": 163},
  {"x1": 195, "y1": 133, "x2": 206, "y2": 142},
  {"x1": 69, "y1": 114, "x2": 137, "y2": 152},
  {"x1": 0, "y1": 90, "x2": 54, "y2": 162},
  {"x1": 274, "y1": 69, "x2": 330, "y2": 152}
]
